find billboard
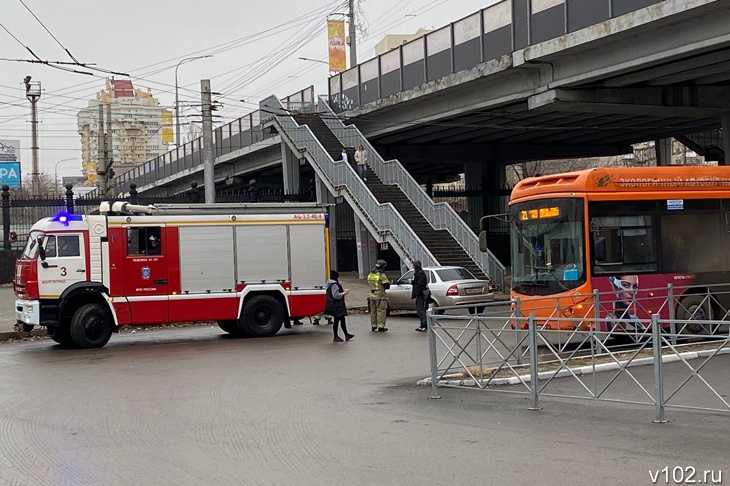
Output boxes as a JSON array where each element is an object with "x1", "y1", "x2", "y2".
[
  {"x1": 0, "y1": 162, "x2": 21, "y2": 190},
  {"x1": 0, "y1": 139, "x2": 20, "y2": 163},
  {"x1": 327, "y1": 19, "x2": 346, "y2": 73},
  {"x1": 161, "y1": 110, "x2": 174, "y2": 144},
  {"x1": 0, "y1": 140, "x2": 21, "y2": 189}
]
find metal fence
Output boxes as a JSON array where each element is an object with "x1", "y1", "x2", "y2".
[
  {"x1": 426, "y1": 288, "x2": 730, "y2": 421},
  {"x1": 0, "y1": 182, "x2": 313, "y2": 250}
]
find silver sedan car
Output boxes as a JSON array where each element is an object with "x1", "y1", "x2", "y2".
[{"x1": 386, "y1": 266, "x2": 494, "y2": 313}]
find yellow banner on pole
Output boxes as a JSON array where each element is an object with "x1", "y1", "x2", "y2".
[
  {"x1": 161, "y1": 110, "x2": 174, "y2": 144},
  {"x1": 327, "y1": 19, "x2": 346, "y2": 73}
]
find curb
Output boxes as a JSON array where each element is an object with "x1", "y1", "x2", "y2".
[
  {"x1": 0, "y1": 329, "x2": 47, "y2": 342},
  {"x1": 416, "y1": 347, "x2": 730, "y2": 387}
]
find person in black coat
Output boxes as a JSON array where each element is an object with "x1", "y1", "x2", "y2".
[
  {"x1": 411, "y1": 260, "x2": 430, "y2": 332},
  {"x1": 325, "y1": 270, "x2": 354, "y2": 342}
]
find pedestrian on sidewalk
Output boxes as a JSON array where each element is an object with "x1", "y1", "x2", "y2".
[
  {"x1": 367, "y1": 259, "x2": 391, "y2": 332},
  {"x1": 354, "y1": 144, "x2": 367, "y2": 181},
  {"x1": 325, "y1": 270, "x2": 354, "y2": 342},
  {"x1": 340, "y1": 147, "x2": 349, "y2": 165},
  {"x1": 411, "y1": 260, "x2": 430, "y2": 332}
]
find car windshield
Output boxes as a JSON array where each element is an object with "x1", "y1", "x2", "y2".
[
  {"x1": 510, "y1": 198, "x2": 585, "y2": 296},
  {"x1": 21, "y1": 231, "x2": 43, "y2": 259},
  {"x1": 435, "y1": 267, "x2": 475, "y2": 282}
]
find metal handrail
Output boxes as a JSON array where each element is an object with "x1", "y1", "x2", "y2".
[
  {"x1": 260, "y1": 95, "x2": 438, "y2": 268},
  {"x1": 315, "y1": 96, "x2": 505, "y2": 289}
]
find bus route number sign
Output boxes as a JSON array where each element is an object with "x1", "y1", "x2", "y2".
[{"x1": 520, "y1": 207, "x2": 560, "y2": 221}]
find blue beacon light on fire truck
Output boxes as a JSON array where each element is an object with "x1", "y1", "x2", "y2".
[{"x1": 51, "y1": 212, "x2": 83, "y2": 226}]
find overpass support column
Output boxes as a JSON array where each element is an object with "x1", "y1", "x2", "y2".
[
  {"x1": 355, "y1": 221, "x2": 378, "y2": 279},
  {"x1": 722, "y1": 113, "x2": 730, "y2": 166},
  {"x1": 465, "y1": 160, "x2": 510, "y2": 265},
  {"x1": 315, "y1": 176, "x2": 338, "y2": 275},
  {"x1": 655, "y1": 138, "x2": 673, "y2": 166},
  {"x1": 281, "y1": 142, "x2": 301, "y2": 194}
]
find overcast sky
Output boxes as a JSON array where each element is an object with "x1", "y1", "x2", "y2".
[{"x1": 1, "y1": 0, "x2": 495, "y2": 180}]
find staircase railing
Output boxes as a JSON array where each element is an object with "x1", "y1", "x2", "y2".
[
  {"x1": 316, "y1": 96, "x2": 505, "y2": 290},
  {"x1": 260, "y1": 95, "x2": 439, "y2": 268}
]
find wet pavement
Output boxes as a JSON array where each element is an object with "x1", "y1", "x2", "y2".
[{"x1": 1, "y1": 312, "x2": 728, "y2": 485}]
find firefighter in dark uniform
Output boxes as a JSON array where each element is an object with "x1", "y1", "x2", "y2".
[{"x1": 367, "y1": 259, "x2": 391, "y2": 332}]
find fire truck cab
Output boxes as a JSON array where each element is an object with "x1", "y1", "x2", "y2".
[{"x1": 14, "y1": 201, "x2": 330, "y2": 348}]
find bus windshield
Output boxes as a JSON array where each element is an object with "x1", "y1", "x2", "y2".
[{"x1": 510, "y1": 198, "x2": 585, "y2": 296}]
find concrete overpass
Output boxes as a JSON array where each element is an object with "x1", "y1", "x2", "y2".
[{"x1": 107, "y1": 0, "x2": 730, "y2": 276}]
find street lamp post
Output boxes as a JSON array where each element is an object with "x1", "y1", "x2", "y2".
[
  {"x1": 175, "y1": 55, "x2": 213, "y2": 147},
  {"x1": 297, "y1": 57, "x2": 329, "y2": 65},
  {"x1": 54, "y1": 158, "x2": 77, "y2": 193}
]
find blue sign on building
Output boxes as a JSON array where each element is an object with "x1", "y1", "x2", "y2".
[{"x1": 0, "y1": 162, "x2": 21, "y2": 190}]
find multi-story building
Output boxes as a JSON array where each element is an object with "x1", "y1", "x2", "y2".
[
  {"x1": 374, "y1": 28, "x2": 433, "y2": 56},
  {"x1": 77, "y1": 79, "x2": 172, "y2": 184}
]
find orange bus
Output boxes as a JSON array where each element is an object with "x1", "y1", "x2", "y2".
[{"x1": 480, "y1": 166, "x2": 730, "y2": 332}]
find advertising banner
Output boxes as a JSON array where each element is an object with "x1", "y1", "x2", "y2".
[
  {"x1": 0, "y1": 162, "x2": 21, "y2": 189},
  {"x1": 327, "y1": 19, "x2": 346, "y2": 73},
  {"x1": 161, "y1": 110, "x2": 174, "y2": 144},
  {"x1": 0, "y1": 139, "x2": 20, "y2": 162},
  {"x1": 0, "y1": 140, "x2": 21, "y2": 189}
]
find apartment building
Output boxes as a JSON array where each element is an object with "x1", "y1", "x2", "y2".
[{"x1": 77, "y1": 79, "x2": 172, "y2": 184}]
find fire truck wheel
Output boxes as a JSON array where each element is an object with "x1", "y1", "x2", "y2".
[
  {"x1": 69, "y1": 303, "x2": 113, "y2": 349},
  {"x1": 240, "y1": 295, "x2": 284, "y2": 338},
  {"x1": 217, "y1": 320, "x2": 245, "y2": 336},
  {"x1": 49, "y1": 325, "x2": 75, "y2": 347}
]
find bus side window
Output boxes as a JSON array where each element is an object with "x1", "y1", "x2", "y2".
[{"x1": 594, "y1": 235, "x2": 607, "y2": 262}]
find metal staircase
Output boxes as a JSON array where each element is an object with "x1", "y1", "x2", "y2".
[
  {"x1": 261, "y1": 96, "x2": 505, "y2": 289},
  {"x1": 676, "y1": 129, "x2": 725, "y2": 162}
]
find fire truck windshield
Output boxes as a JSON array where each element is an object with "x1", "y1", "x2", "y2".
[{"x1": 21, "y1": 230, "x2": 43, "y2": 259}]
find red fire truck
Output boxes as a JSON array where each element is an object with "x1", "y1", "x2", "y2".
[{"x1": 14, "y1": 201, "x2": 330, "y2": 348}]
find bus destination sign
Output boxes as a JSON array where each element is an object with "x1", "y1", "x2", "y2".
[{"x1": 520, "y1": 207, "x2": 560, "y2": 221}]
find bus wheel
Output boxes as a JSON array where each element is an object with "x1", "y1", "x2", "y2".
[
  {"x1": 240, "y1": 295, "x2": 284, "y2": 338},
  {"x1": 677, "y1": 295, "x2": 715, "y2": 334},
  {"x1": 69, "y1": 303, "x2": 113, "y2": 349},
  {"x1": 218, "y1": 320, "x2": 246, "y2": 337},
  {"x1": 49, "y1": 324, "x2": 75, "y2": 347}
]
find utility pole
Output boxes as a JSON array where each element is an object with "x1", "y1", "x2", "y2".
[
  {"x1": 23, "y1": 76, "x2": 41, "y2": 196},
  {"x1": 97, "y1": 103, "x2": 106, "y2": 195},
  {"x1": 348, "y1": 0, "x2": 357, "y2": 68},
  {"x1": 201, "y1": 79, "x2": 215, "y2": 203}
]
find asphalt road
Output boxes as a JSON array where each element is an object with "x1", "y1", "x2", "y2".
[{"x1": 1, "y1": 313, "x2": 728, "y2": 486}]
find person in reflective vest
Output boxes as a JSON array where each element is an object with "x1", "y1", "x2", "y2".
[{"x1": 367, "y1": 259, "x2": 391, "y2": 332}]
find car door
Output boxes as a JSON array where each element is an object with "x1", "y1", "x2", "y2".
[
  {"x1": 388, "y1": 270, "x2": 414, "y2": 309},
  {"x1": 37, "y1": 233, "x2": 86, "y2": 298}
]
